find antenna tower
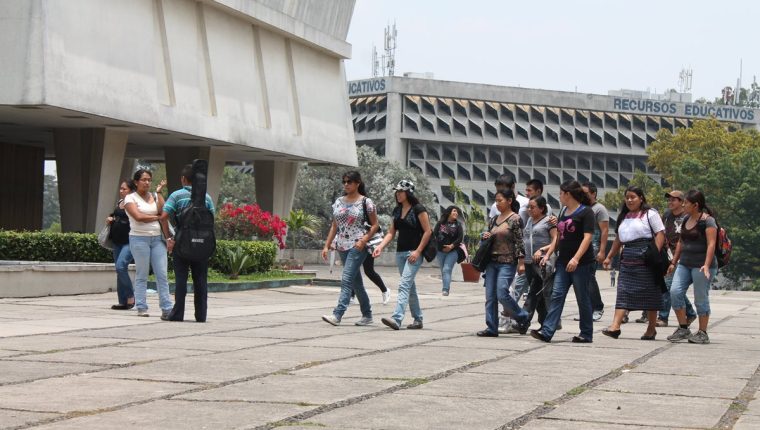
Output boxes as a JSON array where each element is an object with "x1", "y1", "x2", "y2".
[
  {"x1": 382, "y1": 23, "x2": 397, "y2": 77},
  {"x1": 678, "y1": 67, "x2": 693, "y2": 93}
]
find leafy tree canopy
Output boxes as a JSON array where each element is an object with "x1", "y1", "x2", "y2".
[{"x1": 600, "y1": 170, "x2": 666, "y2": 214}]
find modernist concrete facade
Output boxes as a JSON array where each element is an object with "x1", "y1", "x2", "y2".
[
  {"x1": 349, "y1": 77, "x2": 760, "y2": 218},
  {"x1": 0, "y1": 0, "x2": 357, "y2": 232}
]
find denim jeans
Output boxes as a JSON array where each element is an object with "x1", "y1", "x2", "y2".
[
  {"x1": 670, "y1": 264, "x2": 716, "y2": 317},
  {"x1": 333, "y1": 247, "x2": 371, "y2": 320},
  {"x1": 511, "y1": 273, "x2": 528, "y2": 300},
  {"x1": 541, "y1": 262, "x2": 594, "y2": 340},
  {"x1": 392, "y1": 251, "x2": 424, "y2": 325},
  {"x1": 587, "y1": 260, "x2": 605, "y2": 312},
  {"x1": 129, "y1": 235, "x2": 173, "y2": 312},
  {"x1": 436, "y1": 249, "x2": 458, "y2": 293},
  {"x1": 484, "y1": 262, "x2": 528, "y2": 334},
  {"x1": 112, "y1": 242, "x2": 134, "y2": 305},
  {"x1": 660, "y1": 273, "x2": 696, "y2": 321},
  {"x1": 172, "y1": 256, "x2": 209, "y2": 322}
]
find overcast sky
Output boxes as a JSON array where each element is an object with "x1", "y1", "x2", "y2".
[{"x1": 344, "y1": 0, "x2": 759, "y2": 100}]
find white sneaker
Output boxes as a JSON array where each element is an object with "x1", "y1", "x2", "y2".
[
  {"x1": 321, "y1": 314, "x2": 340, "y2": 326},
  {"x1": 137, "y1": 309, "x2": 150, "y2": 317},
  {"x1": 354, "y1": 317, "x2": 374, "y2": 326},
  {"x1": 382, "y1": 291, "x2": 391, "y2": 305},
  {"x1": 349, "y1": 297, "x2": 357, "y2": 305}
]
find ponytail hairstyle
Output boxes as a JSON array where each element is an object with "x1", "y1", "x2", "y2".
[
  {"x1": 132, "y1": 169, "x2": 152, "y2": 188},
  {"x1": 530, "y1": 195, "x2": 548, "y2": 215},
  {"x1": 559, "y1": 180, "x2": 592, "y2": 206},
  {"x1": 495, "y1": 189, "x2": 520, "y2": 214},
  {"x1": 121, "y1": 178, "x2": 137, "y2": 192},
  {"x1": 615, "y1": 185, "x2": 653, "y2": 234},
  {"x1": 684, "y1": 189, "x2": 714, "y2": 217},
  {"x1": 342, "y1": 170, "x2": 367, "y2": 196}
]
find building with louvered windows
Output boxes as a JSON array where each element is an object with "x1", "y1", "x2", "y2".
[{"x1": 348, "y1": 77, "x2": 760, "y2": 218}]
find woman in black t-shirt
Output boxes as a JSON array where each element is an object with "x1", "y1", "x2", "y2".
[
  {"x1": 530, "y1": 180, "x2": 596, "y2": 343},
  {"x1": 372, "y1": 180, "x2": 432, "y2": 330},
  {"x1": 434, "y1": 205, "x2": 463, "y2": 296},
  {"x1": 106, "y1": 179, "x2": 137, "y2": 310}
]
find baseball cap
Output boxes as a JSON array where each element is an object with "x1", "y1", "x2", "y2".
[{"x1": 665, "y1": 190, "x2": 684, "y2": 200}]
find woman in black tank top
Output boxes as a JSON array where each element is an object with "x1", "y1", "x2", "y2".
[{"x1": 107, "y1": 179, "x2": 136, "y2": 310}]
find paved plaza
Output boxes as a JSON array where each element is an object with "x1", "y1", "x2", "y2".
[{"x1": 1, "y1": 264, "x2": 759, "y2": 430}]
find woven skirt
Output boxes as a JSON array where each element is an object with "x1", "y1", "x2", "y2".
[{"x1": 616, "y1": 240, "x2": 663, "y2": 311}]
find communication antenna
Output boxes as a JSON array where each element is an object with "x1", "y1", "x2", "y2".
[
  {"x1": 371, "y1": 45, "x2": 379, "y2": 77},
  {"x1": 382, "y1": 22, "x2": 397, "y2": 77},
  {"x1": 678, "y1": 67, "x2": 692, "y2": 93}
]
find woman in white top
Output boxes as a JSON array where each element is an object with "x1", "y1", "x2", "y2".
[
  {"x1": 603, "y1": 186, "x2": 665, "y2": 340},
  {"x1": 124, "y1": 169, "x2": 173, "y2": 318}
]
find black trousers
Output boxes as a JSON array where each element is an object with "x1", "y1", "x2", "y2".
[
  {"x1": 171, "y1": 256, "x2": 209, "y2": 322},
  {"x1": 352, "y1": 255, "x2": 387, "y2": 297},
  {"x1": 523, "y1": 263, "x2": 555, "y2": 326}
]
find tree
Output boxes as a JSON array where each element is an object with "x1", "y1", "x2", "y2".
[
  {"x1": 600, "y1": 170, "x2": 666, "y2": 214},
  {"x1": 42, "y1": 174, "x2": 60, "y2": 230},
  {"x1": 285, "y1": 209, "x2": 321, "y2": 258},
  {"x1": 217, "y1": 166, "x2": 256, "y2": 206}
]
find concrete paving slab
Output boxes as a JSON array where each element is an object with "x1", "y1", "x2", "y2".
[
  {"x1": 28, "y1": 399, "x2": 312, "y2": 430},
  {"x1": 15, "y1": 345, "x2": 211, "y2": 365},
  {"x1": 0, "y1": 409, "x2": 60, "y2": 429},
  {"x1": 212, "y1": 322, "x2": 375, "y2": 339},
  {"x1": 289, "y1": 327, "x2": 464, "y2": 350},
  {"x1": 735, "y1": 414, "x2": 760, "y2": 430},
  {"x1": 127, "y1": 334, "x2": 284, "y2": 352},
  {"x1": 421, "y1": 335, "x2": 537, "y2": 351},
  {"x1": 90, "y1": 356, "x2": 277, "y2": 384},
  {"x1": 0, "y1": 360, "x2": 102, "y2": 384},
  {"x1": 521, "y1": 418, "x2": 673, "y2": 429},
  {"x1": 0, "y1": 375, "x2": 195, "y2": 413},
  {"x1": 308, "y1": 393, "x2": 537, "y2": 430},
  {"x1": 633, "y1": 345, "x2": 760, "y2": 379},
  {"x1": 544, "y1": 389, "x2": 732, "y2": 428},
  {"x1": 597, "y1": 371, "x2": 747, "y2": 399},
  {"x1": 177, "y1": 374, "x2": 398, "y2": 405},
  {"x1": 211, "y1": 344, "x2": 363, "y2": 365},
  {"x1": 0, "y1": 335, "x2": 131, "y2": 352},
  {"x1": 75, "y1": 321, "x2": 256, "y2": 339}
]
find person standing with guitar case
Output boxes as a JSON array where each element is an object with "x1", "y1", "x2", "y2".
[{"x1": 160, "y1": 161, "x2": 216, "y2": 322}]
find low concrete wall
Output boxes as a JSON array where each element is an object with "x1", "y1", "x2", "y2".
[{"x1": 0, "y1": 261, "x2": 133, "y2": 298}]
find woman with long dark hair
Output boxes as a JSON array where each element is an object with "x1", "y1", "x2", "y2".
[
  {"x1": 531, "y1": 180, "x2": 596, "y2": 343},
  {"x1": 123, "y1": 169, "x2": 173, "y2": 318},
  {"x1": 521, "y1": 195, "x2": 558, "y2": 329},
  {"x1": 602, "y1": 185, "x2": 665, "y2": 340},
  {"x1": 477, "y1": 189, "x2": 529, "y2": 337},
  {"x1": 106, "y1": 179, "x2": 137, "y2": 310},
  {"x1": 434, "y1": 205, "x2": 464, "y2": 296},
  {"x1": 373, "y1": 179, "x2": 432, "y2": 330},
  {"x1": 665, "y1": 190, "x2": 718, "y2": 344},
  {"x1": 321, "y1": 171, "x2": 379, "y2": 326}
]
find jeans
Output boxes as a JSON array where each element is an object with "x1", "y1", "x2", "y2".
[
  {"x1": 171, "y1": 256, "x2": 209, "y2": 322},
  {"x1": 670, "y1": 264, "x2": 716, "y2": 317},
  {"x1": 333, "y1": 247, "x2": 371, "y2": 320},
  {"x1": 523, "y1": 262, "x2": 555, "y2": 325},
  {"x1": 436, "y1": 249, "x2": 458, "y2": 293},
  {"x1": 112, "y1": 242, "x2": 134, "y2": 305},
  {"x1": 511, "y1": 273, "x2": 528, "y2": 301},
  {"x1": 659, "y1": 273, "x2": 696, "y2": 321},
  {"x1": 129, "y1": 235, "x2": 173, "y2": 312},
  {"x1": 484, "y1": 262, "x2": 528, "y2": 334},
  {"x1": 541, "y1": 262, "x2": 594, "y2": 340},
  {"x1": 392, "y1": 251, "x2": 424, "y2": 325},
  {"x1": 587, "y1": 260, "x2": 605, "y2": 312}
]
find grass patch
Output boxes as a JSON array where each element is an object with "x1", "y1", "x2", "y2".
[
  {"x1": 150, "y1": 269, "x2": 312, "y2": 283},
  {"x1": 271, "y1": 421, "x2": 325, "y2": 428},
  {"x1": 405, "y1": 378, "x2": 431, "y2": 387},
  {"x1": 729, "y1": 402, "x2": 747, "y2": 412},
  {"x1": 566, "y1": 386, "x2": 588, "y2": 396}
]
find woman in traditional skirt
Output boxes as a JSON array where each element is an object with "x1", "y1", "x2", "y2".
[{"x1": 602, "y1": 186, "x2": 666, "y2": 340}]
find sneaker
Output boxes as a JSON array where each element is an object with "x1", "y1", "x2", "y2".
[
  {"x1": 634, "y1": 314, "x2": 648, "y2": 323},
  {"x1": 382, "y1": 291, "x2": 391, "y2": 305},
  {"x1": 349, "y1": 297, "x2": 357, "y2": 305},
  {"x1": 321, "y1": 314, "x2": 341, "y2": 326},
  {"x1": 499, "y1": 325, "x2": 520, "y2": 334},
  {"x1": 381, "y1": 317, "x2": 400, "y2": 330},
  {"x1": 161, "y1": 310, "x2": 171, "y2": 321},
  {"x1": 407, "y1": 320, "x2": 423, "y2": 329},
  {"x1": 354, "y1": 317, "x2": 373, "y2": 326},
  {"x1": 592, "y1": 310, "x2": 604, "y2": 322},
  {"x1": 655, "y1": 319, "x2": 669, "y2": 327},
  {"x1": 442, "y1": 291, "x2": 449, "y2": 296},
  {"x1": 688, "y1": 330, "x2": 710, "y2": 344},
  {"x1": 667, "y1": 327, "x2": 692, "y2": 342},
  {"x1": 686, "y1": 315, "x2": 697, "y2": 326},
  {"x1": 622, "y1": 315, "x2": 629, "y2": 324},
  {"x1": 137, "y1": 309, "x2": 150, "y2": 317}
]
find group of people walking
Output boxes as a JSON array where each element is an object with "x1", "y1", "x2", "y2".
[{"x1": 321, "y1": 171, "x2": 719, "y2": 346}]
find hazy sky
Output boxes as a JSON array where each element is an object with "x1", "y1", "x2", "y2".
[{"x1": 345, "y1": 0, "x2": 759, "y2": 100}]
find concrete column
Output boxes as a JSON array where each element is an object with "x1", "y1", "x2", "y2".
[
  {"x1": 254, "y1": 160, "x2": 299, "y2": 218},
  {"x1": 0, "y1": 143, "x2": 44, "y2": 231},
  {"x1": 384, "y1": 92, "x2": 406, "y2": 164},
  {"x1": 54, "y1": 128, "x2": 128, "y2": 233},
  {"x1": 163, "y1": 146, "x2": 225, "y2": 204}
]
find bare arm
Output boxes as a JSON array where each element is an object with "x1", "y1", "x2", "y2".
[
  {"x1": 702, "y1": 226, "x2": 717, "y2": 279},
  {"x1": 321, "y1": 220, "x2": 338, "y2": 261},
  {"x1": 597, "y1": 221, "x2": 609, "y2": 262},
  {"x1": 603, "y1": 237, "x2": 622, "y2": 269},
  {"x1": 409, "y1": 211, "x2": 433, "y2": 263},
  {"x1": 124, "y1": 202, "x2": 160, "y2": 224},
  {"x1": 372, "y1": 223, "x2": 397, "y2": 257}
]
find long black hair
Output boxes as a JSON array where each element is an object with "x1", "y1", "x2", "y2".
[
  {"x1": 342, "y1": 170, "x2": 367, "y2": 196},
  {"x1": 560, "y1": 180, "x2": 592, "y2": 206},
  {"x1": 395, "y1": 190, "x2": 420, "y2": 207},
  {"x1": 132, "y1": 169, "x2": 152, "y2": 188},
  {"x1": 615, "y1": 185, "x2": 653, "y2": 233},
  {"x1": 684, "y1": 189, "x2": 714, "y2": 217},
  {"x1": 120, "y1": 178, "x2": 137, "y2": 192},
  {"x1": 435, "y1": 205, "x2": 462, "y2": 230},
  {"x1": 530, "y1": 195, "x2": 548, "y2": 215},
  {"x1": 495, "y1": 189, "x2": 520, "y2": 214}
]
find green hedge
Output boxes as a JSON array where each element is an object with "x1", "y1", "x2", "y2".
[{"x1": 0, "y1": 231, "x2": 277, "y2": 273}]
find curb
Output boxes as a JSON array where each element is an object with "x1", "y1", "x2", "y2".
[{"x1": 148, "y1": 277, "x2": 313, "y2": 293}]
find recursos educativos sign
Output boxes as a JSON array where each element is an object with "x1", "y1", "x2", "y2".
[{"x1": 612, "y1": 98, "x2": 756, "y2": 122}]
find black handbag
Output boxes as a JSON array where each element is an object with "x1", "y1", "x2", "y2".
[
  {"x1": 470, "y1": 236, "x2": 493, "y2": 272},
  {"x1": 643, "y1": 211, "x2": 668, "y2": 293},
  {"x1": 423, "y1": 234, "x2": 437, "y2": 262}
]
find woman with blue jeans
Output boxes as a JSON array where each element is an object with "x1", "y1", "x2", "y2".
[
  {"x1": 106, "y1": 179, "x2": 136, "y2": 310},
  {"x1": 373, "y1": 180, "x2": 431, "y2": 330},
  {"x1": 124, "y1": 169, "x2": 173, "y2": 318},
  {"x1": 434, "y1": 206, "x2": 463, "y2": 296},
  {"x1": 666, "y1": 190, "x2": 718, "y2": 344},
  {"x1": 321, "y1": 171, "x2": 379, "y2": 326},
  {"x1": 531, "y1": 180, "x2": 596, "y2": 343},
  {"x1": 477, "y1": 189, "x2": 530, "y2": 337}
]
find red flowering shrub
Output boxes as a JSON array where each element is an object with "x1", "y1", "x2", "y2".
[{"x1": 216, "y1": 203, "x2": 287, "y2": 249}]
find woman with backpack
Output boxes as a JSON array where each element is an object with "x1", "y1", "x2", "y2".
[
  {"x1": 602, "y1": 186, "x2": 665, "y2": 341},
  {"x1": 106, "y1": 179, "x2": 136, "y2": 310},
  {"x1": 434, "y1": 205, "x2": 464, "y2": 296},
  {"x1": 372, "y1": 180, "x2": 432, "y2": 330},
  {"x1": 321, "y1": 171, "x2": 379, "y2": 326},
  {"x1": 665, "y1": 189, "x2": 718, "y2": 344}
]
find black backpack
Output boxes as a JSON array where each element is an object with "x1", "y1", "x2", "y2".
[{"x1": 173, "y1": 159, "x2": 216, "y2": 262}]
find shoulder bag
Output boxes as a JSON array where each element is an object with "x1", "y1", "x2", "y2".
[
  {"x1": 643, "y1": 210, "x2": 668, "y2": 292},
  {"x1": 362, "y1": 197, "x2": 384, "y2": 253}
]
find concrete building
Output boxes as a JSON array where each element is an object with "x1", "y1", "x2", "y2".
[
  {"x1": 349, "y1": 76, "x2": 760, "y2": 218},
  {"x1": 0, "y1": 0, "x2": 357, "y2": 232}
]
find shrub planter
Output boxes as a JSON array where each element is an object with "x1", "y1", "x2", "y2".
[
  {"x1": 460, "y1": 262, "x2": 482, "y2": 283},
  {"x1": 0, "y1": 261, "x2": 135, "y2": 298}
]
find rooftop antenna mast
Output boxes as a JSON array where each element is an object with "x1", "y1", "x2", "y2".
[
  {"x1": 678, "y1": 67, "x2": 692, "y2": 93},
  {"x1": 371, "y1": 45, "x2": 380, "y2": 77},
  {"x1": 382, "y1": 22, "x2": 397, "y2": 77}
]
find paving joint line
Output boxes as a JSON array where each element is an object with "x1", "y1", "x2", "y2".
[{"x1": 714, "y1": 361, "x2": 760, "y2": 429}]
